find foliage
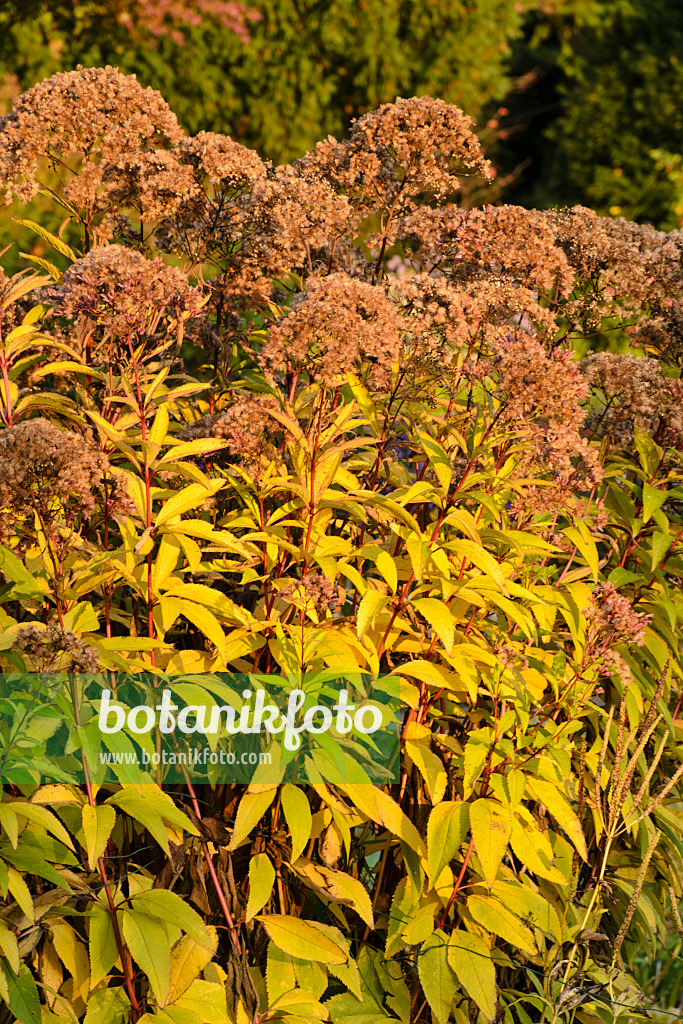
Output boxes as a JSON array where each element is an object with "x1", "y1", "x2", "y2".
[
  {"x1": 0, "y1": 0, "x2": 537, "y2": 163},
  {"x1": 0, "y1": 67, "x2": 682, "y2": 1024},
  {"x1": 503, "y1": 0, "x2": 683, "y2": 226}
]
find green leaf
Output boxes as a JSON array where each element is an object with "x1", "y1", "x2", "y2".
[
  {"x1": 88, "y1": 901, "x2": 120, "y2": 989},
  {"x1": 281, "y1": 784, "x2": 313, "y2": 863},
  {"x1": 417, "y1": 931, "x2": 457, "y2": 1024},
  {"x1": 82, "y1": 804, "x2": 116, "y2": 870},
  {"x1": 448, "y1": 930, "x2": 497, "y2": 1022},
  {"x1": 247, "y1": 853, "x2": 276, "y2": 921},
  {"x1": 0, "y1": 962, "x2": 40, "y2": 1024},
  {"x1": 257, "y1": 916, "x2": 348, "y2": 965},
  {"x1": 427, "y1": 801, "x2": 469, "y2": 885},
  {"x1": 642, "y1": 483, "x2": 667, "y2": 524},
  {"x1": 469, "y1": 799, "x2": 513, "y2": 889},
  {"x1": 651, "y1": 531, "x2": 671, "y2": 570},
  {"x1": 132, "y1": 890, "x2": 214, "y2": 949},
  {"x1": 122, "y1": 906, "x2": 172, "y2": 1004},
  {"x1": 634, "y1": 427, "x2": 662, "y2": 478},
  {"x1": 84, "y1": 987, "x2": 130, "y2": 1024}
]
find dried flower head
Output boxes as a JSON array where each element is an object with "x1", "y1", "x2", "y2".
[
  {"x1": 11, "y1": 623, "x2": 98, "y2": 673},
  {"x1": 297, "y1": 97, "x2": 490, "y2": 219},
  {"x1": 66, "y1": 147, "x2": 200, "y2": 223},
  {"x1": 0, "y1": 418, "x2": 108, "y2": 535},
  {"x1": 492, "y1": 333, "x2": 601, "y2": 488},
  {"x1": 278, "y1": 572, "x2": 345, "y2": 615},
  {"x1": 53, "y1": 245, "x2": 202, "y2": 344},
  {"x1": 261, "y1": 273, "x2": 401, "y2": 387},
  {"x1": 582, "y1": 351, "x2": 683, "y2": 445},
  {"x1": 178, "y1": 131, "x2": 267, "y2": 190},
  {"x1": 585, "y1": 583, "x2": 651, "y2": 650},
  {"x1": 0, "y1": 66, "x2": 183, "y2": 204},
  {"x1": 443, "y1": 205, "x2": 575, "y2": 296},
  {"x1": 393, "y1": 274, "x2": 555, "y2": 369},
  {"x1": 181, "y1": 393, "x2": 282, "y2": 470}
]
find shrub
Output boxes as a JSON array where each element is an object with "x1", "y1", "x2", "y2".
[{"x1": 0, "y1": 66, "x2": 681, "y2": 1024}]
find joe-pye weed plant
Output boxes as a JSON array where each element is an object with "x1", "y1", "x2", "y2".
[{"x1": 0, "y1": 66, "x2": 680, "y2": 1024}]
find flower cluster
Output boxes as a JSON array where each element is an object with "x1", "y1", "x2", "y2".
[
  {"x1": 299, "y1": 97, "x2": 490, "y2": 216},
  {"x1": 584, "y1": 583, "x2": 652, "y2": 680},
  {"x1": 181, "y1": 394, "x2": 283, "y2": 471},
  {"x1": 278, "y1": 572, "x2": 346, "y2": 614},
  {"x1": 0, "y1": 66, "x2": 183, "y2": 206},
  {"x1": 52, "y1": 245, "x2": 202, "y2": 351},
  {"x1": 583, "y1": 352, "x2": 683, "y2": 445},
  {"x1": 11, "y1": 623, "x2": 99, "y2": 673},
  {"x1": 0, "y1": 419, "x2": 108, "y2": 535},
  {"x1": 261, "y1": 273, "x2": 402, "y2": 387}
]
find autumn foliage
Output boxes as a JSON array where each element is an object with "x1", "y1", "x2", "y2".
[{"x1": 0, "y1": 66, "x2": 681, "y2": 1024}]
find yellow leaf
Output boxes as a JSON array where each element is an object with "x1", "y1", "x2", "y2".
[
  {"x1": 448, "y1": 930, "x2": 497, "y2": 1022},
  {"x1": 81, "y1": 804, "x2": 116, "y2": 870},
  {"x1": 246, "y1": 853, "x2": 276, "y2": 921},
  {"x1": 405, "y1": 723, "x2": 447, "y2": 804},
  {"x1": 164, "y1": 928, "x2": 218, "y2": 1005},
  {"x1": 469, "y1": 799, "x2": 513, "y2": 889},
  {"x1": 257, "y1": 916, "x2": 348, "y2": 965},
  {"x1": 281, "y1": 784, "x2": 312, "y2": 863},
  {"x1": 340, "y1": 784, "x2": 426, "y2": 857},
  {"x1": 427, "y1": 802, "x2": 469, "y2": 885},
  {"x1": 412, "y1": 598, "x2": 456, "y2": 654},
  {"x1": 526, "y1": 778, "x2": 587, "y2": 860},
  {"x1": 229, "y1": 788, "x2": 277, "y2": 851},
  {"x1": 155, "y1": 480, "x2": 224, "y2": 527},
  {"x1": 376, "y1": 550, "x2": 398, "y2": 593},
  {"x1": 356, "y1": 589, "x2": 389, "y2": 638},
  {"x1": 467, "y1": 894, "x2": 537, "y2": 955}
]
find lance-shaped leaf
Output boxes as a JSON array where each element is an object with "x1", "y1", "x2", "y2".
[{"x1": 469, "y1": 799, "x2": 513, "y2": 889}]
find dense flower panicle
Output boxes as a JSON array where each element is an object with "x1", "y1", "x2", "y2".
[
  {"x1": 585, "y1": 582, "x2": 651, "y2": 647},
  {"x1": 0, "y1": 419, "x2": 109, "y2": 532},
  {"x1": 157, "y1": 159, "x2": 357, "y2": 302},
  {"x1": 0, "y1": 67, "x2": 183, "y2": 204},
  {"x1": 261, "y1": 274, "x2": 402, "y2": 386},
  {"x1": 443, "y1": 205, "x2": 575, "y2": 296},
  {"x1": 178, "y1": 132, "x2": 268, "y2": 189},
  {"x1": 53, "y1": 245, "x2": 202, "y2": 340},
  {"x1": 11, "y1": 623, "x2": 99, "y2": 673},
  {"x1": 582, "y1": 351, "x2": 683, "y2": 443},
  {"x1": 247, "y1": 168, "x2": 356, "y2": 274},
  {"x1": 181, "y1": 393, "x2": 282, "y2": 464},
  {"x1": 297, "y1": 97, "x2": 490, "y2": 216},
  {"x1": 278, "y1": 572, "x2": 345, "y2": 614},
  {"x1": 547, "y1": 207, "x2": 683, "y2": 331},
  {"x1": 394, "y1": 274, "x2": 557, "y2": 369},
  {"x1": 492, "y1": 334, "x2": 601, "y2": 487},
  {"x1": 68, "y1": 148, "x2": 200, "y2": 223}
]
